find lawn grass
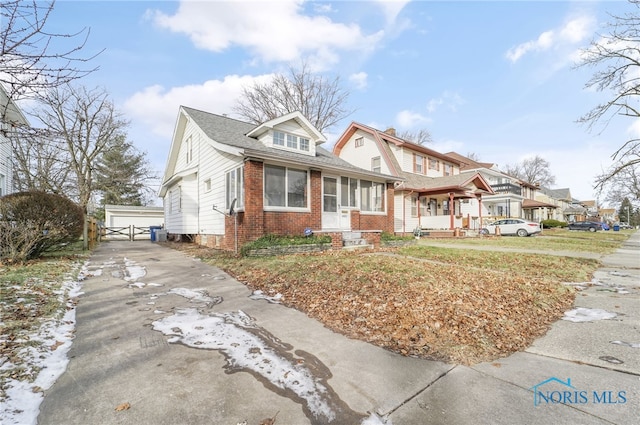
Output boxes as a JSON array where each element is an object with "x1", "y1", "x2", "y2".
[
  {"x1": 0, "y1": 248, "x2": 88, "y2": 394},
  {"x1": 397, "y1": 245, "x2": 600, "y2": 282},
  {"x1": 424, "y1": 228, "x2": 630, "y2": 253}
]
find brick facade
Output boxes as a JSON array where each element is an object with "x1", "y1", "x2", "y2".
[{"x1": 215, "y1": 162, "x2": 394, "y2": 251}]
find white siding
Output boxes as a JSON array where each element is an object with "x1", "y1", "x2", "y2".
[
  {"x1": 0, "y1": 135, "x2": 12, "y2": 196},
  {"x1": 394, "y1": 192, "x2": 420, "y2": 233},
  {"x1": 198, "y1": 145, "x2": 243, "y2": 235},
  {"x1": 338, "y1": 130, "x2": 389, "y2": 174}
]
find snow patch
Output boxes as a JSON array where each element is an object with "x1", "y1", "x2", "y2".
[
  {"x1": 562, "y1": 307, "x2": 617, "y2": 322},
  {"x1": 0, "y1": 271, "x2": 84, "y2": 425},
  {"x1": 249, "y1": 290, "x2": 283, "y2": 304}
]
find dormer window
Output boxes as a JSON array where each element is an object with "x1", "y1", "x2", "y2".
[
  {"x1": 274, "y1": 131, "x2": 285, "y2": 146},
  {"x1": 273, "y1": 130, "x2": 310, "y2": 153}
]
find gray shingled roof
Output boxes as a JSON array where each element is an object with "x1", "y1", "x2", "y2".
[{"x1": 183, "y1": 106, "x2": 400, "y2": 181}]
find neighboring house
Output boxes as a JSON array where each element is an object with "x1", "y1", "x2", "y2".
[
  {"x1": 159, "y1": 107, "x2": 399, "y2": 251},
  {"x1": 104, "y1": 204, "x2": 165, "y2": 240},
  {"x1": 598, "y1": 207, "x2": 617, "y2": 223},
  {"x1": 333, "y1": 123, "x2": 494, "y2": 234},
  {"x1": 445, "y1": 152, "x2": 556, "y2": 225},
  {"x1": 536, "y1": 187, "x2": 586, "y2": 222},
  {"x1": 0, "y1": 85, "x2": 29, "y2": 197}
]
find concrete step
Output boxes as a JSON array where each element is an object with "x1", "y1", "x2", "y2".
[
  {"x1": 343, "y1": 238, "x2": 368, "y2": 247},
  {"x1": 342, "y1": 231, "x2": 362, "y2": 240}
]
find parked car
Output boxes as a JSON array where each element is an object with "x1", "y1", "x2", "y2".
[
  {"x1": 480, "y1": 219, "x2": 541, "y2": 237},
  {"x1": 567, "y1": 221, "x2": 602, "y2": 232},
  {"x1": 619, "y1": 222, "x2": 633, "y2": 229}
]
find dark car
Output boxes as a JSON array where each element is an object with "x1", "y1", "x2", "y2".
[{"x1": 567, "y1": 221, "x2": 602, "y2": 232}]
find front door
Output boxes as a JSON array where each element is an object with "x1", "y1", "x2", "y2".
[{"x1": 322, "y1": 176, "x2": 350, "y2": 230}]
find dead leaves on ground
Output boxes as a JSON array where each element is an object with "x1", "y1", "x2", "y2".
[
  {"x1": 212, "y1": 251, "x2": 576, "y2": 365},
  {"x1": 115, "y1": 402, "x2": 131, "y2": 411}
]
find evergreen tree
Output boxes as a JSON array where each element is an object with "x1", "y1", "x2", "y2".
[
  {"x1": 94, "y1": 135, "x2": 154, "y2": 210},
  {"x1": 618, "y1": 198, "x2": 636, "y2": 226}
]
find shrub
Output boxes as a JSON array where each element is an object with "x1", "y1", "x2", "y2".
[
  {"x1": 381, "y1": 231, "x2": 414, "y2": 241},
  {"x1": 0, "y1": 191, "x2": 84, "y2": 263},
  {"x1": 240, "y1": 234, "x2": 331, "y2": 256},
  {"x1": 541, "y1": 219, "x2": 567, "y2": 228}
]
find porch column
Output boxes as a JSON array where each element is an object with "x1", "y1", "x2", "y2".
[
  {"x1": 449, "y1": 192, "x2": 454, "y2": 230},
  {"x1": 478, "y1": 196, "x2": 483, "y2": 228}
]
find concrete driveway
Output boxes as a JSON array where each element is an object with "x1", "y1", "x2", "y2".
[{"x1": 38, "y1": 233, "x2": 640, "y2": 425}]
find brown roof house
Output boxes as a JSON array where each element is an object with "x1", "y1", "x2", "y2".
[{"x1": 333, "y1": 123, "x2": 494, "y2": 235}]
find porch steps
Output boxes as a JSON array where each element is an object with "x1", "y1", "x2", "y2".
[{"x1": 342, "y1": 231, "x2": 373, "y2": 251}]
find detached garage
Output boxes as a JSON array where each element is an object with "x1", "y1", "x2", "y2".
[{"x1": 104, "y1": 205, "x2": 164, "y2": 240}]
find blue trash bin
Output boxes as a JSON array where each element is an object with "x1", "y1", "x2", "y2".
[
  {"x1": 150, "y1": 226, "x2": 162, "y2": 241},
  {"x1": 613, "y1": 224, "x2": 620, "y2": 232}
]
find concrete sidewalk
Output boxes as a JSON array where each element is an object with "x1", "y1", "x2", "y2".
[{"x1": 38, "y1": 233, "x2": 640, "y2": 424}]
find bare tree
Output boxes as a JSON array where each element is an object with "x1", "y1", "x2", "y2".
[
  {"x1": 30, "y1": 84, "x2": 128, "y2": 212},
  {"x1": 503, "y1": 155, "x2": 556, "y2": 187},
  {"x1": 10, "y1": 128, "x2": 72, "y2": 194},
  {"x1": 0, "y1": 0, "x2": 100, "y2": 122},
  {"x1": 596, "y1": 162, "x2": 640, "y2": 206},
  {"x1": 576, "y1": 0, "x2": 640, "y2": 189},
  {"x1": 397, "y1": 129, "x2": 433, "y2": 145},
  {"x1": 234, "y1": 62, "x2": 353, "y2": 133}
]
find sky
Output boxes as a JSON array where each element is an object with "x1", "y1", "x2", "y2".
[{"x1": 33, "y1": 0, "x2": 640, "y2": 205}]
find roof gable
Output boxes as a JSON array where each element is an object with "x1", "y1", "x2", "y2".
[
  {"x1": 245, "y1": 111, "x2": 326, "y2": 144},
  {"x1": 160, "y1": 107, "x2": 401, "y2": 196}
]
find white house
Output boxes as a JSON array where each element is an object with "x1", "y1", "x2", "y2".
[
  {"x1": 159, "y1": 107, "x2": 400, "y2": 250},
  {"x1": 0, "y1": 85, "x2": 29, "y2": 196}
]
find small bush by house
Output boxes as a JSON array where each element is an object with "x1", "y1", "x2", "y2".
[
  {"x1": 240, "y1": 234, "x2": 332, "y2": 257},
  {"x1": 0, "y1": 191, "x2": 84, "y2": 263},
  {"x1": 541, "y1": 219, "x2": 567, "y2": 228}
]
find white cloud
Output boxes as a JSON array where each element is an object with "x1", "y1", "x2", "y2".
[
  {"x1": 151, "y1": 0, "x2": 384, "y2": 67},
  {"x1": 426, "y1": 91, "x2": 465, "y2": 113},
  {"x1": 506, "y1": 15, "x2": 595, "y2": 63},
  {"x1": 349, "y1": 72, "x2": 368, "y2": 90},
  {"x1": 396, "y1": 109, "x2": 429, "y2": 128},
  {"x1": 124, "y1": 74, "x2": 274, "y2": 138},
  {"x1": 375, "y1": 0, "x2": 411, "y2": 25}
]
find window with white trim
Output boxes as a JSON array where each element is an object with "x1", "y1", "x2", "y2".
[
  {"x1": 273, "y1": 131, "x2": 285, "y2": 146},
  {"x1": 411, "y1": 196, "x2": 418, "y2": 217},
  {"x1": 273, "y1": 131, "x2": 310, "y2": 153},
  {"x1": 444, "y1": 163, "x2": 453, "y2": 176},
  {"x1": 355, "y1": 137, "x2": 364, "y2": 147},
  {"x1": 371, "y1": 156, "x2": 381, "y2": 173},
  {"x1": 264, "y1": 164, "x2": 308, "y2": 208},
  {"x1": 419, "y1": 197, "x2": 428, "y2": 216},
  {"x1": 415, "y1": 154, "x2": 424, "y2": 174},
  {"x1": 360, "y1": 180, "x2": 385, "y2": 212},
  {"x1": 185, "y1": 137, "x2": 193, "y2": 164},
  {"x1": 429, "y1": 158, "x2": 439, "y2": 170},
  {"x1": 340, "y1": 177, "x2": 358, "y2": 207},
  {"x1": 204, "y1": 178, "x2": 212, "y2": 192},
  {"x1": 226, "y1": 166, "x2": 244, "y2": 210}
]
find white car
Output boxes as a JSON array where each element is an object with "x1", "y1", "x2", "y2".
[{"x1": 480, "y1": 219, "x2": 541, "y2": 237}]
